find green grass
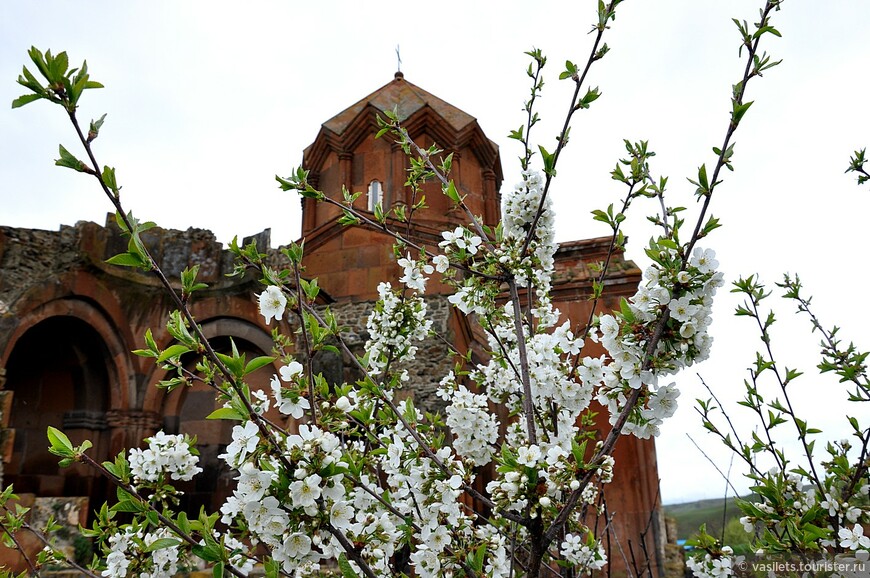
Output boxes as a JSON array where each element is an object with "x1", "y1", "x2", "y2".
[{"x1": 664, "y1": 495, "x2": 755, "y2": 541}]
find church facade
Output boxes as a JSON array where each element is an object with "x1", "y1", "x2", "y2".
[{"x1": 0, "y1": 73, "x2": 664, "y2": 574}]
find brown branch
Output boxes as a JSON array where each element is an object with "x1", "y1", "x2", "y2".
[
  {"x1": 66, "y1": 110, "x2": 294, "y2": 475},
  {"x1": 78, "y1": 453, "x2": 249, "y2": 578},
  {"x1": 0, "y1": 516, "x2": 41, "y2": 577}
]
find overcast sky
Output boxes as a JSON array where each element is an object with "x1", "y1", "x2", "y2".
[{"x1": 2, "y1": 1, "x2": 869, "y2": 505}]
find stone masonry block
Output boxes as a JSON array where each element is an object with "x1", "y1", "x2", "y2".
[{"x1": 0, "y1": 390, "x2": 12, "y2": 428}]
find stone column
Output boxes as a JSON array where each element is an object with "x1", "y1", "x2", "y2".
[
  {"x1": 301, "y1": 173, "x2": 321, "y2": 237},
  {"x1": 390, "y1": 142, "x2": 406, "y2": 210},
  {"x1": 105, "y1": 409, "x2": 162, "y2": 454},
  {"x1": 0, "y1": 367, "x2": 9, "y2": 488},
  {"x1": 339, "y1": 152, "x2": 353, "y2": 203},
  {"x1": 483, "y1": 169, "x2": 499, "y2": 227}
]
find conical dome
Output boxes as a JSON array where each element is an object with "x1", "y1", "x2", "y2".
[{"x1": 301, "y1": 73, "x2": 503, "y2": 239}]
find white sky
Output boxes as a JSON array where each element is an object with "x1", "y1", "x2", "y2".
[{"x1": 2, "y1": 1, "x2": 869, "y2": 505}]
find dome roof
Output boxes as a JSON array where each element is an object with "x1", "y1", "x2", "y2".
[{"x1": 322, "y1": 72, "x2": 478, "y2": 136}]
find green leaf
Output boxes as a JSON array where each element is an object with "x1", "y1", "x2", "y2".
[
  {"x1": 591, "y1": 208, "x2": 610, "y2": 225},
  {"x1": 215, "y1": 349, "x2": 245, "y2": 378},
  {"x1": 338, "y1": 553, "x2": 360, "y2": 578},
  {"x1": 538, "y1": 144, "x2": 556, "y2": 176},
  {"x1": 47, "y1": 426, "x2": 74, "y2": 456},
  {"x1": 143, "y1": 538, "x2": 182, "y2": 553},
  {"x1": 802, "y1": 523, "x2": 829, "y2": 542},
  {"x1": 176, "y1": 512, "x2": 191, "y2": 536},
  {"x1": 244, "y1": 356, "x2": 276, "y2": 375},
  {"x1": 618, "y1": 297, "x2": 635, "y2": 322},
  {"x1": 157, "y1": 344, "x2": 191, "y2": 363},
  {"x1": 110, "y1": 500, "x2": 143, "y2": 513},
  {"x1": 701, "y1": 215, "x2": 722, "y2": 236},
  {"x1": 300, "y1": 278, "x2": 320, "y2": 301},
  {"x1": 101, "y1": 166, "x2": 119, "y2": 195},
  {"x1": 732, "y1": 100, "x2": 754, "y2": 125},
  {"x1": 51, "y1": 51, "x2": 69, "y2": 82},
  {"x1": 206, "y1": 407, "x2": 244, "y2": 421},
  {"x1": 578, "y1": 86, "x2": 601, "y2": 109},
  {"x1": 28, "y1": 47, "x2": 51, "y2": 82},
  {"x1": 89, "y1": 113, "x2": 107, "y2": 140},
  {"x1": 559, "y1": 60, "x2": 578, "y2": 80},
  {"x1": 149, "y1": 511, "x2": 163, "y2": 529},
  {"x1": 445, "y1": 180, "x2": 461, "y2": 204},
  {"x1": 471, "y1": 543, "x2": 487, "y2": 572},
  {"x1": 191, "y1": 544, "x2": 223, "y2": 563},
  {"x1": 283, "y1": 241, "x2": 304, "y2": 263},
  {"x1": 264, "y1": 558, "x2": 279, "y2": 578},
  {"x1": 611, "y1": 163, "x2": 626, "y2": 183},
  {"x1": 55, "y1": 144, "x2": 88, "y2": 172},
  {"x1": 337, "y1": 209, "x2": 360, "y2": 226},
  {"x1": 753, "y1": 25, "x2": 782, "y2": 39},
  {"x1": 571, "y1": 438, "x2": 587, "y2": 469},
  {"x1": 697, "y1": 164, "x2": 709, "y2": 191},
  {"x1": 213, "y1": 562, "x2": 224, "y2": 578},
  {"x1": 144, "y1": 328, "x2": 158, "y2": 352},
  {"x1": 11, "y1": 93, "x2": 43, "y2": 108},
  {"x1": 440, "y1": 152, "x2": 453, "y2": 175},
  {"x1": 105, "y1": 252, "x2": 147, "y2": 268},
  {"x1": 373, "y1": 200, "x2": 384, "y2": 222}
]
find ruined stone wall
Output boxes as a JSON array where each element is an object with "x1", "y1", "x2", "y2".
[
  {"x1": 0, "y1": 218, "x2": 278, "y2": 498},
  {"x1": 0, "y1": 224, "x2": 88, "y2": 306},
  {"x1": 326, "y1": 295, "x2": 454, "y2": 413},
  {"x1": 0, "y1": 218, "x2": 271, "y2": 300}
]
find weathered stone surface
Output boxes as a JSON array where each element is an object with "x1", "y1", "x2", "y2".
[
  {"x1": 0, "y1": 390, "x2": 12, "y2": 429},
  {"x1": 322, "y1": 295, "x2": 453, "y2": 414},
  {"x1": 0, "y1": 495, "x2": 88, "y2": 574}
]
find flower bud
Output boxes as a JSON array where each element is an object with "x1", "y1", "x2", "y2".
[{"x1": 335, "y1": 396, "x2": 352, "y2": 412}]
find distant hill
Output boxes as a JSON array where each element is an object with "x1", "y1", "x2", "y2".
[{"x1": 664, "y1": 495, "x2": 756, "y2": 540}]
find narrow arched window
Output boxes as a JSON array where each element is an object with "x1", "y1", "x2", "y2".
[{"x1": 367, "y1": 180, "x2": 382, "y2": 211}]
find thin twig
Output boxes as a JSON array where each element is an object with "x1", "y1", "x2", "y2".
[
  {"x1": 685, "y1": 433, "x2": 742, "y2": 497},
  {"x1": 0, "y1": 517, "x2": 41, "y2": 577},
  {"x1": 77, "y1": 453, "x2": 248, "y2": 578},
  {"x1": 544, "y1": 0, "x2": 783, "y2": 551}
]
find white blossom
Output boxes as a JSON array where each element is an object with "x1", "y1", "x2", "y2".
[
  {"x1": 271, "y1": 375, "x2": 310, "y2": 419},
  {"x1": 220, "y1": 421, "x2": 260, "y2": 468},
  {"x1": 839, "y1": 524, "x2": 870, "y2": 550},
  {"x1": 432, "y1": 254, "x2": 449, "y2": 273},
  {"x1": 258, "y1": 286, "x2": 286, "y2": 324},
  {"x1": 128, "y1": 431, "x2": 201, "y2": 484}
]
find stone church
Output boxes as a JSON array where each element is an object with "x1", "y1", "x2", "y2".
[{"x1": 0, "y1": 72, "x2": 664, "y2": 573}]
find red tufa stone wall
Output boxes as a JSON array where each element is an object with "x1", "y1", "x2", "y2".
[
  {"x1": 0, "y1": 222, "x2": 287, "y2": 540},
  {"x1": 549, "y1": 239, "x2": 664, "y2": 576},
  {"x1": 0, "y1": 221, "x2": 295, "y2": 571}
]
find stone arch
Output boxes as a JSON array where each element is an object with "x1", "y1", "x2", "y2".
[
  {"x1": 140, "y1": 316, "x2": 277, "y2": 415},
  {"x1": 1, "y1": 298, "x2": 133, "y2": 413},
  {"x1": 0, "y1": 297, "x2": 131, "y2": 512},
  {"x1": 141, "y1": 316, "x2": 282, "y2": 515}
]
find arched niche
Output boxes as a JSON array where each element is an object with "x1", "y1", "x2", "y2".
[
  {"x1": 1, "y1": 298, "x2": 133, "y2": 413},
  {"x1": 143, "y1": 317, "x2": 283, "y2": 515},
  {"x1": 3, "y1": 314, "x2": 116, "y2": 512}
]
